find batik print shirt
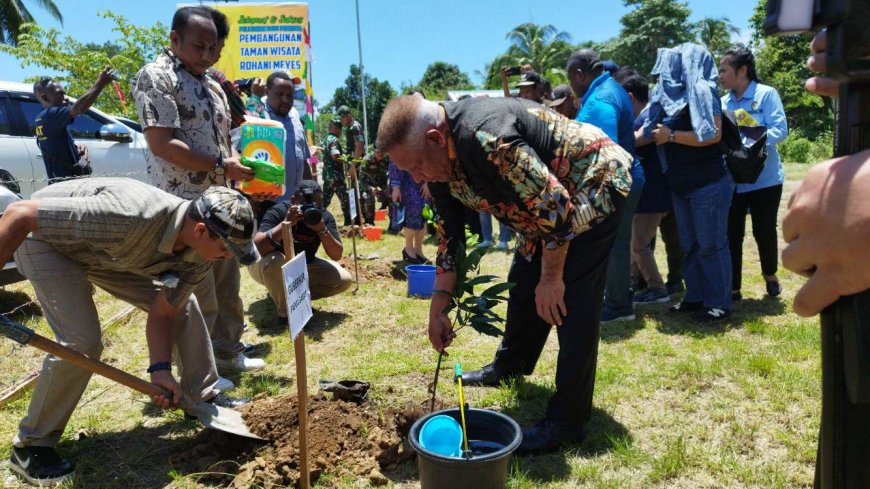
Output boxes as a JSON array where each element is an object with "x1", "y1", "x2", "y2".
[
  {"x1": 429, "y1": 97, "x2": 633, "y2": 273},
  {"x1": 133, "y1": 48, "x2": 232, "y2": 199}
]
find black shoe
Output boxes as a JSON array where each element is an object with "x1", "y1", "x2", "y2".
[
  {"x1": 766, "y1": 280, "x2": 782, "y2": 297},
  {"x1": 517, "y1": 419, "x2": 586, "y2": 455},
  {"x1": 732, "y1": 290, "x2": 743, "y2": 302},
  {"x1": 461, "y1": 363, "x2": 518, "y2": 387},
  {"x1": 669, "y1": 301, "x2": 703, "y2": 313},
  {"x1": 9, "y1": 446, "x2": 75, "y2": 486},
  {"x1": 402, "y1": 249, "x2": 423, "y2": 264},
  {"x1": 692, "y1": 307, "x2": 731, "y2": 322}
]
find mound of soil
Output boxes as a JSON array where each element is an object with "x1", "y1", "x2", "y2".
[
  {"x1": 171, "y1": 394, "x2": 426, "y2": 488},
  {"x1": 338, "y1": 257, "x2": 394, "y2": 282}
]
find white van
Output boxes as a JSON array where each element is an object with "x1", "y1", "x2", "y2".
[
  {"x1": 0, "y1": 80, "x2": 149, "y2": 198},
  {"x1": 0, "y1": 80, "x2": 150, "y2": 284}
]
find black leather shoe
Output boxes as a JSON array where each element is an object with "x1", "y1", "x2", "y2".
[
  {"x1": 461, "y1": 363, "x2": 518, "y2": 387},
  {"x1": 766, "y1": 280, "x2": 782, "y2": 297},
  {"x1": 518, "y1": 419, "x2": 586, "y2": 455}
]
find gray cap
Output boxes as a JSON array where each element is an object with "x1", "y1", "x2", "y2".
[{"x1": 191, "y1": 186, "x2": 259, "y2": 265}]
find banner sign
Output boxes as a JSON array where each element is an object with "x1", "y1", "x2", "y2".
[
  {"x1": 207, "y1": 2, "x2": 309, "y2": 84},
  {"x1": 281, "y1": 251, "x2": 313, "y2": 340}
]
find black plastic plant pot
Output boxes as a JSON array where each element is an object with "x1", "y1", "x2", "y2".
[{"x1": 409, "y1": 408, "x2": 522, "y2": 489}]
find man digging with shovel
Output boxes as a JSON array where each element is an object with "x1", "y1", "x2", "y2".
[{"x1": 0, "y1": 178, "x2": 258, "y2": 486}]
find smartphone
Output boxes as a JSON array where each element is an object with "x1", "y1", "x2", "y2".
[{"x1": 503, "y1": 66, "x2": 521, "y2": 76}]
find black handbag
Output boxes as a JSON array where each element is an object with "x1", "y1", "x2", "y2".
[{"x1": 719, "y1": 110, "x2": 768, "y2": 184}]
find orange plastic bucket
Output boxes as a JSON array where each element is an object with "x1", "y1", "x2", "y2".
[
  {"x1": 375, "y1": 209, "x2": 388, "y2": 221},
  {"x1": 362, "y1": 226, "x2": 383, "y2": 241}
]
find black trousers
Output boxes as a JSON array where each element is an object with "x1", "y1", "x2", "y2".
[
  {"x1": 727, "y1": 184, "x2": 783, "y2": 291},
  {"x1": 659, "y1": 211, "x2": 684, "y2": 285},
  {"x1": 490, "y1": 209, "x2": 621, "y2": 427}
]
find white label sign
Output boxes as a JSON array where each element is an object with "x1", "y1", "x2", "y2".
[
  {"x1": 348, "y1": 188, "x2": 357, "y2": 220},
  {"x1": 282, "y1": 251, "x2": 312, "y2": 340}
]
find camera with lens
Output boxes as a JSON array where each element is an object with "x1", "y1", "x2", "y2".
[
  {"x1": 235, "y1": 78, "x2": 255, "y2": 95},
  {"x1": 300, "y1": 188, "x2": 323, "y2": 226}
]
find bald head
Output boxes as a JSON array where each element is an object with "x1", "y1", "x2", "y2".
[{"x1": 376, "y1": 95, "x2": 444, "y2": 152}]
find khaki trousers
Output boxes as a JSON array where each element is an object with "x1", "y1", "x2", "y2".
[
  {"x1": 631, "y1": 212, "x2": 669, "y2": 291},
  {"x1": 248, "y1": 251, "x2": 353, "y2": 317},
  {"x1": 194, "y1": 258, "x2": 246, "y2": 360},
  {"x1": 12, "y1": 238, "x2": 218, "y2": 448}
]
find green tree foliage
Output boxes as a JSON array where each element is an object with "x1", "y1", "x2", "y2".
[
  {"x1": 693, "y1": 17, "x2": 740, "y2": 59},
  {"x1": 0, "y1": 11, "x2": 166, "y2": 118},
  {"x1": 324, "y1": 64, "x2": 396, "y2": 145},
  {"x1": 481, "y1": 23, "x2": 576, "y2": 89},
  {"x1": 600, "y1": 0, "x2": 694, "y2": 76},
  {"x1": 748, "y1": 0, "x2": 832, "y2": 141},
  {"x1": 413, "y1": 61, "x2": 472, "y2": 100},
  {"x1": 0, "y1": 0, "x2": 62, "y2": 45}
]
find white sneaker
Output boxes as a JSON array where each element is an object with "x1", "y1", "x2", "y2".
[
  {"x1": 214, "y1": 376, "x2": 236, "y2": 392},
  {"x1": 216, "y1": 353, "x2": 266, "y2": 372}
]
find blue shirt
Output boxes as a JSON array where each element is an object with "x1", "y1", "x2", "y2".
[
  {"x1": 721, "y1": 80, "x2": 788, "y2": 193},
  {"x1": 264, "y1": 104, "x2": 311, "y2": 200},
  {"x1": 34, "y1": 106, "x2": 79, "y2": 181},
  {"x1": 576, "y1": 72, "x2": 644, "y2": 191}
]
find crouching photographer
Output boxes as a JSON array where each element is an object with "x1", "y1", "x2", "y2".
[{"x1": 248, "y1": 180, "x2": 353, "y2": 328}]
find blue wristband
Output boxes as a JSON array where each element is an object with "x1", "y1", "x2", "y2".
[{"x1": 147, "y1": 361, "x2": 171, "y2": 374}]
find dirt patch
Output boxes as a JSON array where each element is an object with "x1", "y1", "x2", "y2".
[
  {"x1": 170, "y1": 394, "x2": 425, "y2": 488},
  {"x1": 339, "y1": 257, "x2": 394, "y2": 282}
]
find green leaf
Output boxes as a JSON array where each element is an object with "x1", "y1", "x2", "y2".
[
  {"x1": 469, "y1": 318, "x2": 504, "y2": 337},
  {"x1": 481, "y1": 282, "x2": 516, "y2": 298},
  {"x1": 465, "y1": 274, "x2": 500, "y2": 288}
]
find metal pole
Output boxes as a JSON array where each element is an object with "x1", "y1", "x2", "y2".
[{"x1": 355, "y1": 0, "x2": 369, "y2": 149}]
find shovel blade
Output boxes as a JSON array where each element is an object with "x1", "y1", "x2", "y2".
[{"x1": 184, "y1": 401, "x2": 263, "y2": 440}]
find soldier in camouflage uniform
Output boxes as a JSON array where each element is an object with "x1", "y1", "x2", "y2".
[
  {"x1": 358, "y1": 146, "x2": 390, "y2": 226},
  {"x1": 321, "y1": 119, "x2": 351, "y2": 226}
]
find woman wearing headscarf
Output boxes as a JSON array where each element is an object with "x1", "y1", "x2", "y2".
[{"x1": 645, "y1": 43, "x2": 733, "y2": 322}]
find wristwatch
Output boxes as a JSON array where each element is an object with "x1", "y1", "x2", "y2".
[
  {"x1": 213, "y1": 156, "x2": 226, "y2": 176},
  {"x1": 668, "y1": 131, "x2": 676, "y2": 143}
]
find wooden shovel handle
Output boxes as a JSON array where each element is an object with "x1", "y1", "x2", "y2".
[
  {"x1": 28, "y1": 334, "x2": 163, "y2": 397},
  {"x1": 0, "y1": 315, "x2": 162, "y2": 398}
]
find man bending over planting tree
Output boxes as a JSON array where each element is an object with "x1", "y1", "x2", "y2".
[{"x1": 377, "y1": 95, "x2": 633, "y2": 454}]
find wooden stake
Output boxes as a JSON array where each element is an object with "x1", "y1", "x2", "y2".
[
  {"x1": 348, "y1": 163, "x2": 362, "y2": 292},
  {"x1": 282, "y1": 222, "x2": 309, "y2": 489},
  {"x1": 0, "y1": 371, "x2": 38, "y2": 408}
]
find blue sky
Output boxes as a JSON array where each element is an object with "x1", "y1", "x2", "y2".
[{"x1": 1, "y1": 0, "x2": 759, "y2": 105}]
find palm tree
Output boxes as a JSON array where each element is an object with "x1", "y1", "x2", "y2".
[
  {"x1": 694, "y1": 17, "x2": 740, "y2": 59},
  {"x1": 483, "y1": 23, "x2": 575, "y2": 88},
  {"x1": 0, "y1": 0, "x2": 62, "y2": 46}
]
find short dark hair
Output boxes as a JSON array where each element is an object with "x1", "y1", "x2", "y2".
[
  {"x1": 613, "y1": 66, "x2": 638, "y2": 83},
  {"x1": 33, "y1": 77, "x2": 54, "y2": 98},
  {"x1": 171, "y1": 6, "x2": 216, "y2": 35},
  {"x1": 266, "y1": 70, "x2": 293, "y2": 89},
  {"x1": 210, "y1": 8, "x2": 229, "y2": 41},
  {"x1": 619, "y1": 74, "x2": 649, "y2": 103},
  {"x1": 722, "y1": 46, "x2": 758, "y2": 82},
  {"x1": 567, "y1": 49, "x2": 603, "y2": 76}
]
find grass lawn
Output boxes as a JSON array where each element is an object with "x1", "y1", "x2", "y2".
[{"x1": 0, "y1": 162, "x2": 820, "y2": 488}]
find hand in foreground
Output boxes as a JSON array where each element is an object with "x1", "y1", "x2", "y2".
[
  {"x1": 535, "y1": 277, "x2": 566, "y2": 326},
  {"x1": 806, "y1": 29, "x2": 838, "y2": 98},
  {"x1": 97, "y1": 66, "x2": 116, "y2": 87},
  {"x1": 651, "y1": 124, "x2": 671, "y2": 145},
  {"x1": 391, "y1": 187, "x2": 401, "y2": 203},
  {"x1": 251, "y1": 77, "x2": 266, "y2": 97},
  {"x1": 223, "y1": 156, "x2": 255, "y2": 182},
  {"x1": 782, "y1": 150, "x2": 870, "y2": 316},
  {"x1": 150, "y1": 370, "x2": 182, "y2": 409},
  {"x1": 428, "y1": 311, "x2": 455, "y2": 352}
]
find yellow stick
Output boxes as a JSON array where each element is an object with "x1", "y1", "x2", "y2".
[{"x1": 457, "y1": 377, "x2": 470, "y2": 454}]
